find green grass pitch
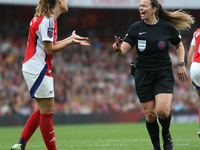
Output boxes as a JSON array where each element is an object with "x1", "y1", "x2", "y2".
[{"x1": 0, "y1": 122, "x2": 199, "y2": 150}]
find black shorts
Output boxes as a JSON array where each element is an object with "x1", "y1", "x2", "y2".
[{"x1": 135, "y1": 68, "x2": 175, "y2": 103}]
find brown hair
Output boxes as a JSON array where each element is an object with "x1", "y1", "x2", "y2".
[
  {"x1": 34, "y1": 0, "x2": 56, "y2": 18},
  {"x1": 150, "y1": 0, "x2": 195, "y2": 31}
]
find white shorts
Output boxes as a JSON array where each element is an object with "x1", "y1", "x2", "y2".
[
  {"x1": 23, "y1": 71, "x2": 54, "y2": 98},
  {"x1": 190, "y1": 62, "x2": 200, "y2": 90}
]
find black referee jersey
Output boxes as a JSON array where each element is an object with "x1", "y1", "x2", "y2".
[{"x1": 123, "y1": 18, "x2": 181, "y2": 71}]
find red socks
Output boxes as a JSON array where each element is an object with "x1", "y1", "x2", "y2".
[
  {"x1": 40, "y1": 114, "x2": 57, "y2": 150},
  {"x1": 19, "y1": 110, "x2": 57, "y2": 150},
  {"x1": 19, "y1": 109, "x2": 40, "y2": 147}
]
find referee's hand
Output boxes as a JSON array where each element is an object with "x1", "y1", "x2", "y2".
[
  {"x1": 113, "y1": 36, "x2": 122, "y2": 53},
  {"x1": 177, "y1": 66, "x2": 188, "y2": 82}
]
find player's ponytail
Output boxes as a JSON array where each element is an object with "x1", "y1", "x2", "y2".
[
  {"x1": 35, "y1": 0, "x2": 56, "y2": 18},
  {"x1": 151, "y1": 0, "x2": 195, "y2": 32}
]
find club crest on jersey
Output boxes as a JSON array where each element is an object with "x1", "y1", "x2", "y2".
[
  {"x1": 157, "y1": 40, "x2": 166, "y2": 49},
  {"x1": 138, "y1": 40, "x2": 146, "y2": 52},
  {"x1": 47, "y1": 28, "x2": 53, "y2": 38}
]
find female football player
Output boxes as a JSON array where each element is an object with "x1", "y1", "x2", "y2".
[
  {"x1": 113, "y1": 0, "x2": 194, "y2": 149},
  {"x1": 187, "y1": 28, "x2": 200, "y2": 138},
  {"x1": 11, "y1": 0, "x2": 90, "y2": 150}
]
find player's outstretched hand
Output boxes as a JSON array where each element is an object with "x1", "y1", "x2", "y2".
[
  {"x1": 71, "y1": 30, "x2": 90, "y2": 46},
  {"x1": 113, "y1": 36, "x2": 122, "y2": 53}
]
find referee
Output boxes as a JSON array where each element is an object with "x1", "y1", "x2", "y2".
[{"x1": 113, "y1": 0, "x2": 194, "y2": 150}]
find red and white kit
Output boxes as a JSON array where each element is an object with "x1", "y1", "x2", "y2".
[
  {"x1": 22, "y1": 16, "x2": 58, "y2": 98},
  {"x1": 190, "y1": 28, "x2": 200, "y2": 89}
]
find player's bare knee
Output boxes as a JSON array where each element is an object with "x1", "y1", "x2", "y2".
[
  {"x1": 145, "y1": 112, "x2": 157, "y2": 122},
  {"x1": 157, "y1": 109, "x2": 169, "y2": 119}
]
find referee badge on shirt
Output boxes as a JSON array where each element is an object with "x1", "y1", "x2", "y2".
[
  {"x1": 138, "y1": 40, "x2": 146, "y2": 52},
  {"x1": 157, "y1": 40, "x2": 166, "y2": 49},
  {"x1": 47, "y1": 27, "x2": 54, "y2": 38}
]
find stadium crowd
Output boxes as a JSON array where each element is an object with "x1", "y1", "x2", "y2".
[{"x1": 0, "y1": 7, "x2": 199, "y2": 116}]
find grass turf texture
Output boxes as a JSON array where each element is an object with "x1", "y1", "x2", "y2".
[{"x1": 0, "y1": 122, "x2": 199, "y2": 150}]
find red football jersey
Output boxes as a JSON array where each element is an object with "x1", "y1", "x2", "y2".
[
  {"x1": 22, "y1": 16, "x2": 58, "y2": 77},
  {"x1": 192, "y1": 28, "x2": 200, "y2": 62}
]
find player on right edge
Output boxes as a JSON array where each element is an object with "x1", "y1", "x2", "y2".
[{"x1": 187, "y1": 28, "x2": 200, "y2": 137}]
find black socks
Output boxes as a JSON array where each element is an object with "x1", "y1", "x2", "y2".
[
  {"x1": 146, "y1": 114, "x2": 172, "y2": 148},
  {"x1": 146, "y1": 120, "x2": 160, "y2": 148},
  {"x1": 158, "y1": 114, "x2": 171, "y2": 134}
]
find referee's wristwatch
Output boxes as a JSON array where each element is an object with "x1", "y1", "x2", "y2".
[{"x1": 178, "y1": 62, "x2": 185, "y2": 66}]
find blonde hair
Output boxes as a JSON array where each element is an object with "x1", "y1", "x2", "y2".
[
  {"x1": 34, "y1": 0, "x2": 56, "y2": 18},
  {"x1": 151, "y1": 0, "x2": 195, "y2": 31}
]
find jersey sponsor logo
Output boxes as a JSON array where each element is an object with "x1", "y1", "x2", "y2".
[
  {"x1": 157, "y1": 40, "x2": 166, "y2": 49},
  {"x1": 47, "y1": 27, "x2": 54, "y2": 38},
  {"x1": 139, "y1": 32, "x2": 146, "y2": 35},
  {"x1": 138, "y1": 40, "x2": 146, "y2": 52},
  {"x1": 49, "y1": 17, "x2": 54, "y2": 28},
  {"x1": 47, "y1": 17, "x2": 54, "y2": 38}
]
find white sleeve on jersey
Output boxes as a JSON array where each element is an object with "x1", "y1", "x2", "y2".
[
  {"x1": 40, "y1": 17, "x2": 54, "y2": 42},
  {"x1": 191, "y1": 32, "x2": 196, "y2": 46}
]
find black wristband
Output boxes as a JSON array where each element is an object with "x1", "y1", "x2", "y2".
[{"x1": 178, "y1": 62, "x2": 185, "y2": 66}]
